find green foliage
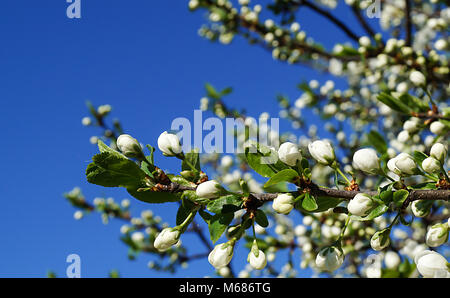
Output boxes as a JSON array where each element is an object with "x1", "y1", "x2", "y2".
[
  {"x1": 296, "y1": 195, "x2": 342, "y2": 213},
  {"x1": 364, "y1": 130, "x2": 387, "y2": 154},
  {"x1": 264, "y1": 169, "x2": 299, "y2": 188},
  {"x1": 206, "y1": 195, "x2": 242, "y2": 214},
  {"x1": 86, "y1": 140, "x2": 180, "y2": 204},
  {"x1": 200, "y1": 210, "x2": 234, "y2": 244},
  {"x1": 255, "y1": 210, "x2": 269, "y2": 228},
  {"x1": 245, "y1": 141, "x2": 289, "y2": 177}
]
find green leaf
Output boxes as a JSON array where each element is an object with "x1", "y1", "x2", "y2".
[
  {"x1": 393, "y1": 189, "x2": 409, "y2": 208},
  {"x1": 379, "y1": 188, "x2": 393, "y2": 205},
  {"x1": 381, "y1": 268, "x2": 400, "y2": 278},
  {"x1": 398, "y1": 93, "x2": 429, "y2": 113},
  {"x1": 255, "y1": 210, "x2": 269, "y2": 228},
  {"x1": 301, "y1": 193, "x2": 318, "y2": 211},
  {"x1": 296, "y1": 196, "x2": 342, "y2": 213},
  {"x1": 244, "y1": 236, "x2": 269, "y2": 251},
  {"x1": 176, "y1": 199, "x2": 196, "y2": 225},
  {"x1": 377, "y1": 92, "x2": 412, "y2": 114},
  {"x1": 206, "y1": 195, "x2": 242, "y2": 214},
  {"x1": 127, "y1": 188, "x2": 181, "y2": 204},
  {"x1": 245, "y1": 141, "x2": 289, "y2": 178},
  {"x1": 264, "y1": 169, "x2": 299, "y2": 188},
  {"x1": 205, "y1": 83, "x2": 221, "y2": 100},
  {"x1": 205, "y1": 212, "x2": 234, "y2": 243},
  {"x1": 364, "y1": 130, "x2": 387, "y2": 154},
  {"x1": 413, "y1": 151, "x2": 428, "y2": 165},
  {"x1": 220, "y1": 87, "x2": 233, "y2": 96},
  {"x1": 86, "y1": 152, "x2": 146, "y2": 189},
  {"x1": 182, "y1": 150, "x2": 201, "y2": 172},
  {"x1": 263, "y1": 182, "x2": 288, "y2": 193},
  {"x1": 141, "y1": 145, "x2": 156, "y2": 176}
]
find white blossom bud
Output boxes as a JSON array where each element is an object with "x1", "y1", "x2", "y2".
[
  {"x1": 430, "y1": 121, "x2": 446, "y2": 135},
  {"x1": 131, "y1": 231, "x2": 145, "y2": 243},
  {"x1": 430, "y1": 143, "x2": 447, "y2": 164},
  {"x1": 247, "y1": 242, "x2": 267, "y2": 270},
  {"x1": 308, "y1": 140, "x2": 336, "y2": 166},
  {"x1": 434, "y1": 39, "x2": 447, "y2": 51},
  {"x1": 403, "y1": 118, "x2": 420, "y2": 133},
  {"x1": 188, "y1": 0, "x2": 199, "y2": 10},
  {"x1": 208, "y1": 242, "x2": 234, "y2": 269},
  {"x1": 422, "y1": 157, "x2": 442, "y2": 174},
  {"x1": 397, "y1": 130, "x2": 410, "y2": 143},
  {"x1": 415, "y1": 250, "x2": 450, "y2": 278},
  {"x1": 157, "y1": 131, "x2": 182, "y2": 156},
  {"x1": 370, "y1": 229, "x2": 390, "y2": 251},
  {"x1": 353, "y1": 148, "x2": 380, "y2": 175},
  {"x1": 73, "y1": 211, "x2": 83, "y2": 220},
  {"x1": 272, "y1": 193, "x2": 295, "y2": 214},
  {"x1": 116, "y1": 134, "x2": 143, "y2": 158},
  {"x1": 387, "y1": 153, "x2": 417, "y2": 176},
  {"x1": 359, "y1": 36, "x2": 371, "y2": 47},
  {"x1": 97, "y1": 104, "x2": 112, "y2": 115},
  {"x1": 196, "y1": 180, "x2": 222, "y2": 199},
  {"x1": 315, "y1": 246, "x2": 344, "y2": 272},
  {"x1": 409, "y1": 71, "x2": 426, "y2": 86},
  {"x1": 290, "y1": 22, "x2": 300, "y2": 32},
  {"x1": 154, "y1": 228, "x2": 181, "y2": 252},
  {"x1": 348, "y1": 193, "x2": 374, "y2": 216},
  {"x1": 384, "y1": 251, "x2": 401, "y2": 269},
  {"x1": 278, "y1": 142, "x2": 302, "y2": 166},
  {"x1": 221, "y1": 155, "x2": 233, "y2": 168},
  {"x1": 411, "y1": 200, "x2": 431, "y2": 218},
  {"x1": 81, "y1": 117, "x2": 92, "y2": 126},
  {"x1": 426, "y1": 223, "x2": 449, "y2": 247}
]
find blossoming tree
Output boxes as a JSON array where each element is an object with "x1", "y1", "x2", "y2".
[{"x1": 65, "y1": 0, "x2": 450, "y2": 278}]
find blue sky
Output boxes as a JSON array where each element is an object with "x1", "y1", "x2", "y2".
[{"x1": 0, "y1": 1, "x2": 380, "y2": 277}]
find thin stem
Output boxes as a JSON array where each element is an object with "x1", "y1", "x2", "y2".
[
  {"x1": 338, "y1": 215, "x2": 351, "y2": 242},
  {"x1": 387, "y1": 213, "x2": 402, "y2": 230},
  {"x1": 336, "y1": 167, "x2": 352, "y2": 185}
]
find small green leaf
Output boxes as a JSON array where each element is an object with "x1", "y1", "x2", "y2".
[
  {"x1": 364, "y1": 130, "x2": 387, "y2": 154},
  {"x1": 264, "y1": 169, "x2": 299, "y2": 188},
  {"x1": 398, "y1": 93, "x2": 429, "y2": 113},
  {"x1": 393, "y1": 189, "x2": 409, "y2": 207},
  {"x1": 206, "y1": 195, "x2": 242, "y2": 214},
  {"x1": 302, "y1": 193, "x2": 318, "y2": 211},
  {"x1": 127, "y1": 188, "x2": 181, "y2": 204},
  {"x1": 413, "y1": 151, "x2": 428, "y2": 166},
  {"x1": 182, "y1": 150, "x2": 201, "y2": 172},
  {"x1": 245, "y1": 141, "x2": 290, "y2": 177},
  {"x1": 205, "y1": 83, "x2": 221, "y2": 100},
  {"x1": 377, "y1": 92, "x2": 412, "y2": 114},
  {"x1": 207, "y1": 213, "x2": 234, "y2": 243},
  {"x1": 176, "y1": 199, "x2": 196, "y2": 225},
  {"x1": 255, "y1": 210, "x2": 269, "y2": 228}
]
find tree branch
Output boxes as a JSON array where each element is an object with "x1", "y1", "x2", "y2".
[
  {"x1": 163, "y1": 181, "x2": 450, "y2": 203},
  {"x1": 298, "y1": 0, "x2": 360, "y2": 42},
  {"x1": 405, "y1": 0, "x2": 412, "y2": 46},
  {"x1": 350, "y1": 5, "x2": 377, "y2": 40}
]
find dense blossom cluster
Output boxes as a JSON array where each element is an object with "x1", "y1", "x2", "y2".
[{"x1": 68, "y1": 1, "x2": 450, "y2": 278}]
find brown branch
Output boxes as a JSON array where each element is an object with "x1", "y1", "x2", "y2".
[
  {"x1": 298, "y1": 0, "x2": 360, "y2": 42},
  {"x1": 405, "y1": 0, "x2": 412, "y2": 46},
  {"x1": 350, "y1": 5, "x2": 377, "y2": 40},
  {"x1": 164, "y1": 181, "x2": 450, "y2": 203}
]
